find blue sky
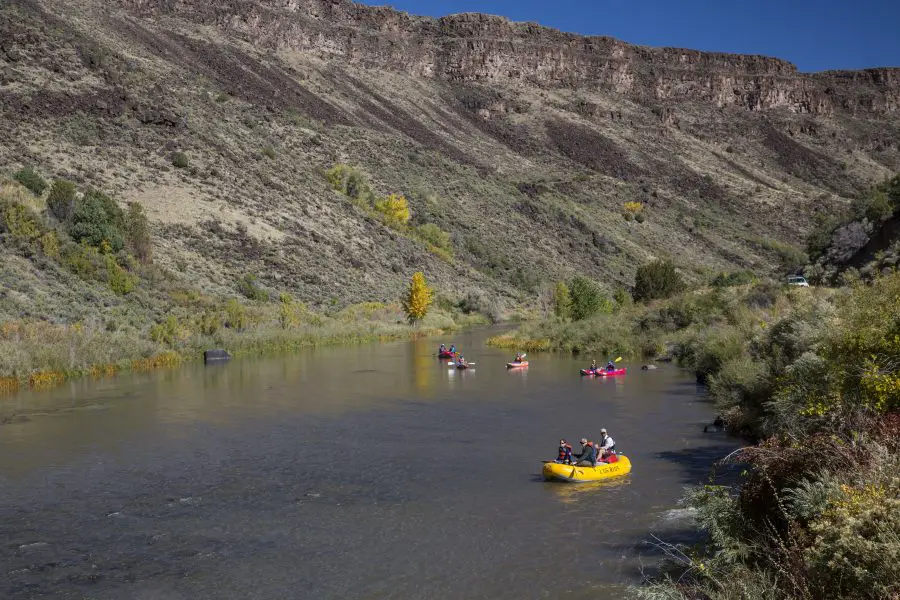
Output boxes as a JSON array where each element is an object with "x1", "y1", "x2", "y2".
[{"x1": 356, "y1": 0, "x2": 900, "y2": 73}]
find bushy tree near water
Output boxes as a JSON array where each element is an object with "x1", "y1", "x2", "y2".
[
  {"x1": 569, "y1": 275, "x2": 613, "y2": 321},
  {"x1": 633, "y1": 259, "x2": 685, "y2": 301}
]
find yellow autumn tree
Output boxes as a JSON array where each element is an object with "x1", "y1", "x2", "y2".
[
  {"x1": 402, "y1": 271, "x2": 434, "y2": 324},
  {"x1": 375, "y1": 193, "x2": 411, "y2": 227}
]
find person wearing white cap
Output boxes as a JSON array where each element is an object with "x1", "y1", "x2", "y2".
[{"x1": 598, "y1": 428, "x2": 616, "y2": 460}]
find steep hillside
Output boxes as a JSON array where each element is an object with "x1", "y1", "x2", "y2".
[{"x1": 2, "y1": 0, "x2": 900, "y2": 324}]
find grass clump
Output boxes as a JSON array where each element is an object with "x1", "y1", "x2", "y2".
[{"x1": 13, "y1": 167, "x2": 47, "y2": 196}]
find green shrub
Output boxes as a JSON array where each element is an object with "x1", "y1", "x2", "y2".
[
  {"x1": 62, "y1": 242, "x2": 103, "y2": 279},
  {"x1": 236, "y1": 274, "x2": 269, "y2": 301},
  {"x1": 224, "y1": 298, "x2": 248, "y2": 329},
  {"x1": 150, "y1": 315, "x2": 182, "y2": 346},
  {"x1": 552, "y1": 280, "x2": 572, "y2": 319},
  {"x1": 172, "y1": 152, "x2": 189, "y2": 169},
  {"x1": 46, "y1": 179, "x2": 77, "y2": 222},
  {"x1": 805, "y1": 477, "x2": 900, "y2": 598},
  {"x1": 124, "y1": 202, "x2": 152, "y2": 263},
  {"x1": 708, "y1": 355, "x2": 769, "y2": 413},
  {"x1": 416, "y1": 223, "x2": 451, "y2": 251},
  {"x1": 569, "y1": 276, "x2": 613, "y2": 321},
  {"x1": 262, "y1": 146, "x2": 276, "y2": 160},
  {"x1": 634, "y1": 260, "x2": 685, "y2": 301},
  {"x1": 106, "y1": 255, "x2": 138, "y2": 295},
  {"x1": 1, "y1": 201, "x2": 41, "y2": 241},
  {"x1": 676, "y1": 326, "x2": 746, "y2": 383},
  {"x1": 613, "y1": 287, "x2": 632, "y2": 309},
  {"x1": 325, "y1": 164, "x2": 376, "y2": 206},
  {"x1": 68, "y1": 189, "x2": 125, "y2": 251},
  {"x1": 13, "y1": 167, "x2": 47, "y2": 196}
]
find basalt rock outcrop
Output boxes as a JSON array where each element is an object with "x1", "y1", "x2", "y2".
[
  {"x1": 1, "y1": 0, "x2": 899, "y2": 320},
  {"x1": 113, "y1": 0, "x2": 900, "y2": 115}
]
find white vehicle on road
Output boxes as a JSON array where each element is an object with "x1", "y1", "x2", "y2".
[{"x1": 787, "y1": 276, "x2": 810, "y2": 287}]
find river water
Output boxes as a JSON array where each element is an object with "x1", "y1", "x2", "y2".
[{"x1": 0, "y1": 327, "x2": 736, "y2": 600}]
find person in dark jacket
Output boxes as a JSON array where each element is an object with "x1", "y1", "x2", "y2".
[{"x1": 572, "y1": 438, "x2": 597, "y2": 467}]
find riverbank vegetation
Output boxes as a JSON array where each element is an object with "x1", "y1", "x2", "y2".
[
  {"x1": 0, "y1": 174, "x2": 485, "y2": 394},
  {"x1": 634, "y1": 273, "x2": 900, "y2": 600}
]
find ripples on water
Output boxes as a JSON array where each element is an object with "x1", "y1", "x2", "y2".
[{"x1": 0, "y1": 328, "x2": 737, "y2": 599}]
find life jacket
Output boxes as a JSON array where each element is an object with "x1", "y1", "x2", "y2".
[{"x1": 557, "y1": 444, "x2": 572, "y2": 461}]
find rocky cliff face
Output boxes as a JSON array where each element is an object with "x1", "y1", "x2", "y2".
[
  {"x1": 114, "y1": 0, "x2": 900, "y2": 115},
  {"x1": 2, "y1": 0, "x2": 899, "y2": 320}
]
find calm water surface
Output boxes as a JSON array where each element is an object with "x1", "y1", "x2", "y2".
[{"x1": 0, "y1": 328, "x2": 736, "y2": 599}]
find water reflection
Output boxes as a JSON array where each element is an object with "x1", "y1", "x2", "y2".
[
  {"x1": 546, "y1": 476, "x2": 633, "y2": 504},
  {"x1": 0, "y1": 328, "x2": 737, "y2": 600},
  {"x1": 411, "y1": 337, "x2": 435, "y2": 397}
]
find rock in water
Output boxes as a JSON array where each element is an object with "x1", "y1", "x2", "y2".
[{"x1": 204, "y1": 349, "x2": 231, "y2": 364}]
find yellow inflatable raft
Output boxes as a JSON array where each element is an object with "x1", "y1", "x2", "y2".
[{"x1": 542, "y1": 455, "x2": 632, "y2": 482}]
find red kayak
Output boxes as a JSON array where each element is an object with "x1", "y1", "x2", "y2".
[
  {"x1": 438, "y1": 351, "x2": 456, "y2": 359},
  {"x1": 596, "y1": 368, "x2": 627, "y2": 377},
  {"x1": 581, "y1": 368, "x2": 627, "y2": 377},
  {"x1": 507, "y1": 361, "x2": 529, "y2": 369}
]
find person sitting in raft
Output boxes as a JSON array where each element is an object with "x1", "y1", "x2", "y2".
[
  {"x1": 606, "y1": 361, "x2": 616, "y2": 371},
  {"x1": 590, "y1": 359, "x2": 598, "y2": 371},
  {"x1": 597, "y1": 428, "x2": 617, "y2": 461},
  {"x1": 515, "y1": 352, "x2": 524, "y2": 363},
  {"x1": 555, "y1": 439, "x2": 573, "y2": 464},
  {"x1": 572, "y1": 438, "x2": 597, "y2": 467},
  {"x1": 457, "y1": 356, "x2": 467, "y2": 367},
  {"x1": 449, "y1": 345, "x2": 457, "y2": 354},
  {"x1": 439, "y1": 343, "x2": 447, "y2": 353}
]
